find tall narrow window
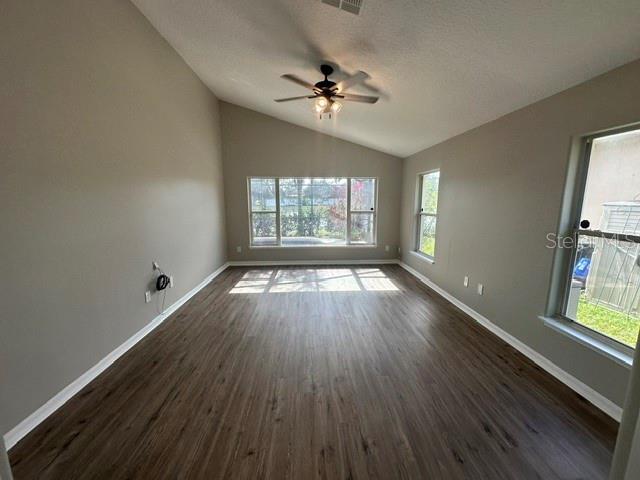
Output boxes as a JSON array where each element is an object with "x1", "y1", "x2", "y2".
[
  {"x1": 416, "y1": 170, "x2": 440, "y2": 259},
  {"x1": 249, "y1": 178, "x2": 278, "y2": 246},
  {"x1": 349, "y1": 178, "x2": 377, "y2": 245},
  {"x1": 248, "y1": 177, "x2": 377, "y2": 247},
  {"x1": 562, "y1": 128, "x2": 640, "y2": 348}
]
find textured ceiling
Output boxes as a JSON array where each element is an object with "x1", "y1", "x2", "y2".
[{"x1": 131, "y1": 0, "x2": 640, "y2": 157}]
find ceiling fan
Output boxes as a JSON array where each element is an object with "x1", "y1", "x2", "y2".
[{"x1": 274, "y1": 64, "x2": 379, "y2": 118}]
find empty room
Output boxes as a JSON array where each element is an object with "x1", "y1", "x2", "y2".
[{"x1": 3, "y1": 0, "x2": 640, "y2": 478}]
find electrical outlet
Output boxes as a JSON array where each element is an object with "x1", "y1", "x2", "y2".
[
  {"x1": 152, "y1": 261, "x2": 160, "y2": 271},
  {"x1": 385, "y1": 245, "x2": 390, "y2": 252},
  {"x1": 477, "y1": 283, "x2": 484, "y2": 295},
  {"x1": 236, "y1": 246, "x2": 242, "y2": 253},
  {"x1": 464, "y1": 276, "x2": 469, "y2": 287},
  {"x1": 145, "y1": 291, "x2": 151, "y2": 303},
  {"x1": 169, "y1": 276, "x2": 174, "y2": 288}
]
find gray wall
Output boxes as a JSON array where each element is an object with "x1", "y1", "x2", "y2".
[
  {"x1": 221, "y1": 102, "x2": 402, "y2": 262},
  {"x1": 610, "y1": 335, "x2": 640, "y2": 479},
  {"x1": 0, "y1": 0, "x2": 227, "y2": 435},
  {"x1": 400, "y1": 59, "x2": 640, "y2": 407}
]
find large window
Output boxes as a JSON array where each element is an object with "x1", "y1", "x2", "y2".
[
  {"x1": 415, "y1": 170, "x2": 440, "y2": 259},
  {"x1": 562, "y1": 128, "x2": 640, "y2": 348},
  {"x1": 249, "y1": 177, "x2": 377, "y2": 247}
]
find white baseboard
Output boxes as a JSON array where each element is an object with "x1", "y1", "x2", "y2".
[
  {"x1": 398, "y1": 261, "x2": 623, "y2": 422},
  {"x1": 3, "y1": 262, "x2": 230, "y2": 450},
  {"x1": 5, "y1": 258, "x2": 621, "y2": 452},
  {"x1": 227, "y1": 259, "x2": 399, "y2": 266}
]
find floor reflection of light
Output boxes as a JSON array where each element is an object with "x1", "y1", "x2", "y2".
[{"x1": 229, "y1": 268, "x2": 399, "y2": 294}]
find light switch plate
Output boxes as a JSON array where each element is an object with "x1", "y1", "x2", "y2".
[
  {"x1": 464, "y1": 276, "x2": 469, "y2": 287},
  {"x1": 477, "y1": 283, "x2": 484, "y2": 295},
  {"x1": 145, "y1": 291, "x2": 151, "y2": 303}
]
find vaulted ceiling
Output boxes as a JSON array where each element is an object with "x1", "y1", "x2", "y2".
[{"x1": 132, "y1": 0, "x2": 640, "y2": 157}]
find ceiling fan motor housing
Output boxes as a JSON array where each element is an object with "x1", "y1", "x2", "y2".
[{"x1": 316, "y1": 64, "x2": 337, "y2": 91}]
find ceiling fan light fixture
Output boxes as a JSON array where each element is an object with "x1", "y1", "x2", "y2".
[
  {"x1": 276, "y1": 64, "x2": 378, "y2": 118},
  {"x1": 315, "y1": 96, "x2": 328, "y2": 109}
]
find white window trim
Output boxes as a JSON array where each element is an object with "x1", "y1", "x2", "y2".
[
  {"x1": 415, "y1": 169, "x2": 440, "y2": 261},
  {"x1": 540, "y1": 316, "x2": 633, "y2": 368},
  {"x1": 550, "y1": 125, "x2": 640, "y2": 357},
  {"x1": 247, "y1": 176, "x2": 378, "y2": 248},
  {"x1": 409, "y1": 250, "x2": 436, "y2": 264}
]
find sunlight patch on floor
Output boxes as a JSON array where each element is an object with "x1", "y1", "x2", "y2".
[{"x1": 229, "y1": 268, "x2": 399, "y2": 294}]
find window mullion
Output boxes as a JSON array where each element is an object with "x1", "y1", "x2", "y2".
[
  {"x1": 416, "y1": 174, "x2": 424, "y2": 251},
  {"x1": 275, "y1": 177, "x2": 281, "y2": 246},
  {"x1": 347, "y1": 178, "x2": 352, "y2": 244},
  {"x1": 577, "y1": 228, "x2": 640, "y2": 244}
]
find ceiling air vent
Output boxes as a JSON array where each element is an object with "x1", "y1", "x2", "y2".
[
  {"x1": 340, "y1": 0, "x2": 363, "y2": 15},
  {"x1": 321, "y1": 0, "x2": 363, "y2": 15}
]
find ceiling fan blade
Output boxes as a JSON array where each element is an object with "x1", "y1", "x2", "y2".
[
  {"x1": 281, "y1": 74, "x2": 317, "y2": 91},
  {"x1": 339, "y1": 93, "x2": 379, "y2": 104},
  {"x1": 335, "y1": 71, "x2": 370, "y2": 92},
  {"x1": 274, "y1": 95, "x2": 315, "y2": 103}
]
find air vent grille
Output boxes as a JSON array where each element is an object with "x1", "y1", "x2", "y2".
[
  {"x1": 321, "y1": 0, "x2": 363, "y2": 15},
  {"x1": 341, "y1": 0, "x2": 363, "y2": 15}
]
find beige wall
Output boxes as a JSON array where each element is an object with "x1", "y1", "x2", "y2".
[
  {"x1": 220, "y1": 102, "x2": 402, "y2": 262},
  {"x1": 400, "y1": 59, "x2": 640, "y2": 407},
  {"x1": 0, "y1": 0, "x2": 226, "y2": 435}
]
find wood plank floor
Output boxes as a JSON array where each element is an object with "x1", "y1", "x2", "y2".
[{"x1": 10, "y1": 266, "x2": 617, "y2": 479}]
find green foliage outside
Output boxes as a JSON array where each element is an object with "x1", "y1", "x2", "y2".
[
  {"x1": 421, "y1": 172, "x2": 439, "y2": 214},
  {"x1": 280, "y1": 206, "x2": 345, "y2": 239},
  {"x1": 420, "y1": 236, "x2": 435, "y2": 257},
  {"x1": 577, "y1": 295, "x2": 640, "y2": 347}
]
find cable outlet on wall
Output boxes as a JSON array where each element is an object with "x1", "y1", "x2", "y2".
[
  {"x1": 477, "y1": 283, "x2": 484, "y2": 295},
  {"x1": 145, "y1": 291, "x2": 151, "y2": 303},
  {"x1": 464, "y1": 275, "x2": 469, "y2": 287},
  {"x1": 236, "y1": 246, "x2": 242, "y2": 253},
  {"x1": 169, "y1": 276, "x2": 174, "y2": 288}
]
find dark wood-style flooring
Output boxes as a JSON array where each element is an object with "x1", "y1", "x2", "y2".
[{"x1": 10, "y1": 266, "x2": 617, "y2": 479}]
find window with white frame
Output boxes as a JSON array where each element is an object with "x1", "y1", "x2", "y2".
[
  {"x1": 248, "y1": 177, "x2": 377, "y2": 247},
  {"x1": 560, "y1": 128, "x2": 640, "y2": 349},
  {"x1": 415, "y1": 170, "x2": 440, "y2": 258}
]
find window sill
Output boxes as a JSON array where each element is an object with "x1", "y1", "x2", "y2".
[
  {"x1": 409, "y1": 250, "x2": 435, "y2": 264},
  {"x1": 249, "y1": 244, "x2": 378, "y2": 249},
  {"x1": 539, "y1": 316, "x2": 633, "y2": 368}
]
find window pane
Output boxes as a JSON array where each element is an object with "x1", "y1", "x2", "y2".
[
  {"x1": 250, "y1": 178, "x2": 276, "y2": 212},
  {"x1": 350, "y1": 178, "x2": 376, "y2": 211},
  {"x1": 566, "y1": 234, "x2": 640, "y2": 347},
  {"x1": 350, "y1": 213, "x2": 375, "y2": 244},
  {"x1": 419, "y1": 215, "x2": 437, "y2": 257},
  {"x1": 279, "y1": 178, "x2": 347, "y2": 246},
  {"x1": 580, "y1": 129, "x2": 640, "y2": 233},
  {"x1": 421, "y1": 171, "x2": 440, "y2": 214},
  {"x1": 251, "y1": 212, "x2": 276, "y2": 245}
]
